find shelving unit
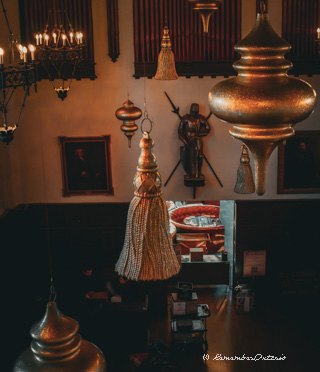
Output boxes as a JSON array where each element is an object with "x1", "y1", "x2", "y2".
[{"x1": 170, "y1": 302, "x2": 210, "y2": 353}]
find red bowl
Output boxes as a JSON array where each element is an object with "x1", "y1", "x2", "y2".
[{"x1": 170, "y1": 204, "x2": 221, "y2": 232}]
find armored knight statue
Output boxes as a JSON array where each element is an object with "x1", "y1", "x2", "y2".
[
  {"x1": 178, "y1": 103, "x2": 210, "y2": 187},
  {"x1": 164, "y1": 92, "x2": 222, "y2": 198}
]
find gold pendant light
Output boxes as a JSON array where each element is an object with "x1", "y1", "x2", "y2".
[
  {"x1": 208, "y1": 3, "x2": 316, "y2": 195},
  {"x1": 234, "y1": 145, "x2": 255, "y2": 194},
  {"x1": 13, "y1": 301, "x2": 106, "y2": 372},
  {"x1": 188, "y1": 0, "x2": 224, "y2": 33},
  {"x1": 115, "y1": 99, "x2": 142, "y2": 147},
  {"x1": 115, "y1": 131, "x2": 180, "y2": 280},
  {"x1": 154, "y1": 24, "x2": 178, "y2": 80}
]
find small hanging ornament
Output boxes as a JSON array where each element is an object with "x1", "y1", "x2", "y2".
[
  {"x1": 115, "y1": 121, "x2": 180, "y2": 280},
  {"x1": 188, "y1": 0, "x2": 224, "y2": 33},
  {"x1": 154, "y1": 24, "x2": 178, "y2": 80},
  {"x1": 234, "y1": 145, "x2": 255, "y2": 194},
  {"x1": 208, "y1": 1, "x2": 316, "y2": 195},
  {"x1": 13, "y1": 301, "x2": 106, "y2": 372},
  {"x1": 115, "y1": 99, "x2": 142, "y2": 148}
]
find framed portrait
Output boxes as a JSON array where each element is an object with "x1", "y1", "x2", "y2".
[
  {"x1": 278, "y1": 131, "x2": 320, "y2": 194},
  {"x1": 59, "y1": 136, "x2": 113, "y2": 196}
]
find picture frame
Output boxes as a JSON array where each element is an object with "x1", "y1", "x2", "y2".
[
  {"x1": 277, "y1": 131, "x2": 320, "y2": 194},
  {"x1": 59, "y1": 136, "x2": 113, "y2": 196}
]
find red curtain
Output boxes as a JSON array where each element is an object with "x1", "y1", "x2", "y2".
[
  {"x1": 282, "y1": 0, "x2": 320, "y2": 61},
  {"x1": 133, "y1": 0, "x2": 241, "y2": 64},
  {"x1": 19, "y1": 0, "x2": 95, "y2": 77}
]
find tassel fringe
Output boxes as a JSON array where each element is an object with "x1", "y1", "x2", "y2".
[
  {"x1": 154, "y1": 49, "x2": 178, "y2": 80},
  {"x1": 115, "y1": 195, "x2": 180, "y2": 281}
]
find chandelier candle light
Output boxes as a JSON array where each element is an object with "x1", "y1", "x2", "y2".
[
  {"x1": 0, "y1": 0, "x2": 37, "y2": 144},
  {"x1": 34, "y1": 12, "x2": 84, "y2": 100},
  {"x1": 115, "y1": 131, "x2": 180, "y2": 280},
  {"x1": 208, "y1": 2, "x2": 316, "y2": 195}
]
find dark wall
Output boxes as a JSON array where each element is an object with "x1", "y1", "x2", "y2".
[{"x1": 234, "y1": 199, "x2": 320, "y2": 293}]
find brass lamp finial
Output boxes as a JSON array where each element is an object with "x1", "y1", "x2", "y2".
[
  {"x1": 188, "y1": 1, "x2": 224, "y2": 33},
  {"x1": 208, "y1": 9, "x2": 316, "y2": 195}
]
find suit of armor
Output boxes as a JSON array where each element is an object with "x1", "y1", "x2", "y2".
[{"x1": 178, "y1": 103, "x2": 210, "y2": 183}]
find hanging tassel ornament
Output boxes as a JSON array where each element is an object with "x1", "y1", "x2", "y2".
[
  {"x1": 115, "y1": 127, "x2": 180, "y2": 280},
  {"x1": 234, "y1": 145, "x2": 255, "y2": 194},
  {"x1": 154, "y1": 24, "x2": 178, "y2": 80},
  {"x1": 13, "y1": 300, "x2": 106, "y2": 372}
]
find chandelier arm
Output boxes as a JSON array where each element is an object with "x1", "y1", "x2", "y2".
[
  {"x1": 64, "y1": 10, "x2": 73, "y2": 32},
  {"x1": 3, "y1": 86, "x2": 15, "y2": 109},
  {"x1": 67, "y1": 59, "x2": 79, "y2": 89},
  {"x1": 14, "y1": 88, "x2": 28, "y2": 128},
  {"x1": 0, "y1": 0, "x2": 13, "y2": 37},
  {"x1": 1, "y1": 103, "x2": 7, "y2": 130}
]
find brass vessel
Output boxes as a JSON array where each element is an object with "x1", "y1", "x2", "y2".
[
  {"x1": 208, "y1": 8, "x2": 316, "y2": 195},
  {"x1": 115, "y1": 99, "x2": 142, "y2": 147},
  {"x1": 13, "y1": 301, "x2": 106, "y2": 372},
  {"x1": 188, "y1": 0, "x2": 224, "y2": 33}
]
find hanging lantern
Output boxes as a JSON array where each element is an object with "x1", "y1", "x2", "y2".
[
  {"x1": 13, "y1": 301, "x2": 106, "y2": 372},
  {"x1": 115, "y1": 99, "x2": 142, "y2": 147},
  {"x1": 115, "y1": 131, "x2": 180, "y2": 280},
  {"x1": 154, "y1": 25, "x2": 178, "y2": 80},
  {"x1": 234, "y1": 145, "x2": 255, "y2": 194},
  {"x1": 208, "y1": 3, "x2": 316, "y2": 195},
  {"x1": 188, "y1": 0, "x2": 223, "y2": 33}
]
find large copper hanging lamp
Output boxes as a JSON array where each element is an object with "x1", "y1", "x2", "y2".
[
  {"x1": 154, "y1": 24, "x2": 178, "y2": 80},
  {"x1": 208, "y1": 2, "x2": 316, "y2": 195},
  {"x1": 13, "y1": 301, "x2": 106, "y2": 372},
  {"x1": 115, "y1": 130, "x2": 180, "y2": 280},
  {"x1": 188, "y1": 0, "x2": 223, "y2": 33}
]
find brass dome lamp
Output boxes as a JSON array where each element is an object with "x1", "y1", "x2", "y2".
[{"x1": 13, "y1": 298, "x2": 106, "y2": 372}]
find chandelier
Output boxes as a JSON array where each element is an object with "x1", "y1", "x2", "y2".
[
  {"x1": 0, "y1": 0, "x2": 37, "y2": 145},
  {"x1": 34, "y1": 10, "x2": 84, "y2": 100}
]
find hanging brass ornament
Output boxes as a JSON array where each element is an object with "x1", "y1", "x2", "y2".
[
  {"x1": 13, "y1": 301, "x2": 106, "y2": 372},
  {"x1": 208, "y1": 4, "x2": 316, "y2": 195},
  {"x1": 234, "y1": 145, "x2": 255, "y2": 194},
  {"x1": 188, "y1": 0, "x2": 223, "y2": 33},
  {"x1": 154, "y1": 25, "x2": 178, "y2": 80},
  {"x1": 115, "y1": 99, "x2": 142, "y2": 148},
  {"x1": 115, "y1": 130, "x2": 180, "y2": 280}
]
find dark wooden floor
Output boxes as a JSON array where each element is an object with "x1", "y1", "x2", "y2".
[{"x1": 105, "y1": 285, "x2": 320, "y2": 372}]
